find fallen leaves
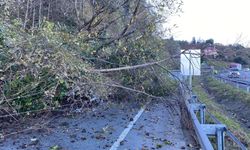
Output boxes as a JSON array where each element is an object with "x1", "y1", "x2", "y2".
[
  {"x1": 30, "y1": 137, "x2": 39, "y2": 145},
  {"x1": 49, "y1": 145, "x2": 62, "y2": 150}
]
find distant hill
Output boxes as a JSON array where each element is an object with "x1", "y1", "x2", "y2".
[{"x1": 176, "y1": 38, "x2": 250, "y2": 67}]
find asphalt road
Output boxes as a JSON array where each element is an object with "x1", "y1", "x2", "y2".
[
  {"x1": 219, "y1": 70, "x2": 250, "y2": 83},
  {"x1": 0, "y1": 99, "x2": 193, "y2": 150}
]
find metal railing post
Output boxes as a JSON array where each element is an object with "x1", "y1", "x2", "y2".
[
  {"x1": 191, "y1": 95, "x2": 197, "y2": 103},
  {"x1": 200, "y1": 105, "x2": 206, "y2": 124},
  {"x1": 217, "y1": 127, "x2": 225, "y2": 150}
]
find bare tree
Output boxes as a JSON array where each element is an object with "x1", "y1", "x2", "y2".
[
  {"x1": 23, "y1": 0, "x2": 30, "y2": 29},
  {"x1": 38, "y1": 0, "x2": 42, "y2": 27},
  {"x1": 47, "y1": 0, "x2": 50, "y2": 20},
  {"x1": 32, "y1": 0, "x2": 36, "y2": 30},
  {"x1": 17, "y1": 0, "x2": 20, "y2": 19}
]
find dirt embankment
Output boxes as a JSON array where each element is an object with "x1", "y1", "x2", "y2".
[{"x1": 221, "y1": 100, "x2": 250, "y2": 128}]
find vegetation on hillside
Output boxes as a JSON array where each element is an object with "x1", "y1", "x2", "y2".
[
  {"x1": 177, "y1": 37, "x2": 250, "y2": 67},
  {"x1": 0, "y1": 0, "x2": 183, "y2": 117}
]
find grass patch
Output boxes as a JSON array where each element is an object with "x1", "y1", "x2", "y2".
[{"x1": 206, "y1": 77, "x2": 250, "y2": 105}]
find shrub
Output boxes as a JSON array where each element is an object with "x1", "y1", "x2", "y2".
[{"x1": 0, "y1": 22, "x2": 111, "y2": 113}]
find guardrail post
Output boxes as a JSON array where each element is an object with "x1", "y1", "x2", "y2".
[
  {"x1": 200, "y1": 105, "x2": 206, "y2": 124},
  {"x1": 190, "y1": 103, "x2": 206, "y2": 124},
  {"x1": 191, "y1": 95, "x2": 197, "y2": 103},
  {"x1": 217, "y1": 126, "x2": 226, "y2": 150}
]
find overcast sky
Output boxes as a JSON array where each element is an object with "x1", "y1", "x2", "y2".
[{"x1": 169, "y1": 0, "x2": 250, "y2": 46}]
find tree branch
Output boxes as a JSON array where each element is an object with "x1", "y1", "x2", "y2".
[{"x1": 88, "y1": 59, "x2": 167, "y2": 73}]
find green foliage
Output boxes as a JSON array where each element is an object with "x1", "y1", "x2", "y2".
[
  {"x1": 97, "y1": 35, "x2": 177, "y2": 99},
  {"x1": 191, "y1": 37, "x2": 196, "y2": 44},
  {"x1": 206, "y1": 60, "x2": 228, "y2": 69},
  {"x1": 0, "y1": 21, "x2": 111, "y2": 113},
  {"x1": 0, "y1": 0, "x2": 182, "y2": 115},
  {"x1": 234, "y1": 57, "x2": 247, "y2": 65},
  {"x1": 205, "y1": 38, "x2": 214, "y2": 45},
  {"x1": 0, "y1": 19, "x2": 177, "y2": 113}
]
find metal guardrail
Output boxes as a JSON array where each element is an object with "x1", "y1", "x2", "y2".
[
  {"x1": 180, "y1": 83, "x2": 247, "y2": 150},
  {"x1": 216, "y1": 75, "x2": 250, "y2": 85},
  {"x1": 215, "y1": 76, "x2": 250, "y2": 92},
  {"x1": 185, "y1": 99, "x2": 214, "y2": 150}
]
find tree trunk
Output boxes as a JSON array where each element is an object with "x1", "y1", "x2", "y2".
[
  {"x1": 38, "y1": 0, "x2": 42, "y2": 28},
  {"x1": 47, "y1": 1, "x2": 50, "y2": 20},
  {"x1": 23, "y1": 0, "x2": 30, "y2": 29},
  {"x1": 74, "y1": 0, "x2": 81, "y2": 24},
  {"x1": 17, "y1": 0, "x2": 20, "y2": 19},
  {"x1": 32, "y1": 0, "x2": 36, "y2": 30}
]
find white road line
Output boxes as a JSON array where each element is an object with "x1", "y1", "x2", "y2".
[{"x1": 109, "y1": 102, "x2": 149, "y2": 150}]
